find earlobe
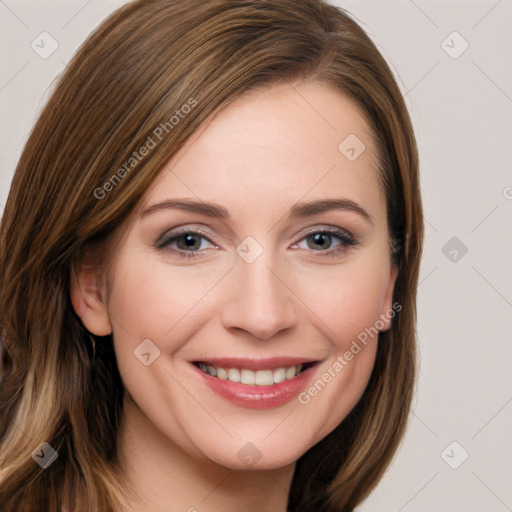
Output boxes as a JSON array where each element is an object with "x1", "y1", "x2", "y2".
[
  {"x1": 70, "y1": 257, "x2": 113, "y2": 337},
  {"x1": 379, "y1": 264, "x2": 399, "y2": 332}
]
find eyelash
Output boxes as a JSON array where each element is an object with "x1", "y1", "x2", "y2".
[{"x1": 154, "y1": 226, "x2": 357, "y2": 259}]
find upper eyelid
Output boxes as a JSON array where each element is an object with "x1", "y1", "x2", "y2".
[
  {"x1": 156, "y1": 225, "x2": 218, "y2": 244},
  {"x1": 294, "y1": 225, "x2": 354, "y2": 240}
]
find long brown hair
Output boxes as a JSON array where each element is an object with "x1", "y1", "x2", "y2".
[{"x1": 0, "y1": 1, "x2": 423, "y2": 510}]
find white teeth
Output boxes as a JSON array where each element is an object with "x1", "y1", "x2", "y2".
[
  {"x1": 285, "y1": 366, "x2": 297, "y2": 379},
  {"x1": 227, "y1": 368, "x2": 241, "y2": 383},
  {"x1": 272, "y1": 367, "x2": 286, "y2": 384},
  {"x1": 255, "y1": 370, "x2": 274, "y2": 386},
  {"x1": 198, "y1": 363, "x2": 305, "y2": 386},
  {"x1": 240, "y1": 369, "x2": 256, "y2": 385},
  {"x1": 217, "y1": 368, "x2": 228, "y2": 380}
]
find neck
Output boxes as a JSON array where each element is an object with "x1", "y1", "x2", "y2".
[{"x1": 116, "y1": 393, "x2": 295, "y2": 512}]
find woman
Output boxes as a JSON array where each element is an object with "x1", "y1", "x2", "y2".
[{"x1": 0, "y1": 0, "x2": 423, "y2": 510}]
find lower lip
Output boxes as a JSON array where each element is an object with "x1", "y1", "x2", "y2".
[{"x1": 192, "y1": 364, "x2": 318, "y2": 410}]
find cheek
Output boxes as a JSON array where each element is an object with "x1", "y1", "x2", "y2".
[
  {"x1": 308, "y1": 273, "x2": 382, "y2": 381},
  {"x1": 290, "y1": 256, "x2": 389, "y2": 432},
  {"x1": 297, "y1": 258, "x2": 390, "y2": 349},
  {"x1": 105, "y1": 252, "x2": 229, "y2": 361}
]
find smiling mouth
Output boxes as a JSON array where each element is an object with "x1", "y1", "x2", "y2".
[{"x1": 193, "y1": 361, "x2": 316, "y2": 386}]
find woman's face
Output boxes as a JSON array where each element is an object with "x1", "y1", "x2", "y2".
[{"x1": 86, "y1": 81, "x2": 397, "y2": 470}]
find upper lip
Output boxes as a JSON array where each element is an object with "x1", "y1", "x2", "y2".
[{"x1": 192, "y1": 356, "x2": 320, "y2": 371}]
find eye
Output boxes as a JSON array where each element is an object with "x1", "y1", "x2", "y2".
[
  {"x1": 155, "y1": 228, "x2": 217, "y2": 258},
  {"x1": 292, "y1": 227, "x2": 357, "y2": 257},
  {"x1": 154, "y1": 225, "x2": 357, "y2": 259}
]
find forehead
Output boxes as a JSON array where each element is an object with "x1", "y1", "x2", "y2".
[{"x1": 141, "y1": 81, "x2": 384, "y2": 223}]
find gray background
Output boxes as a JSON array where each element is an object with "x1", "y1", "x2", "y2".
[{"x1": 1, "y1": 1, "x2": 511, "y2": 510}]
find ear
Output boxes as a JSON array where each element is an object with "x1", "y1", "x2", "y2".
[
  {"x1": 378, "y1": 264, "x2": 399, "y2": 332},
  {"x1": 70, "y1": 247, "x2": 112, "y2": 337}
]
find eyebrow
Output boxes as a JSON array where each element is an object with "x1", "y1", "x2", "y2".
[{"x1": 141, "y1": 197, "x2": 373, "y2": 224}]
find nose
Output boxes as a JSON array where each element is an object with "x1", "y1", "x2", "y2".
[{"x1": 220, "y1": 249, "x2": 299, "y2": 340}]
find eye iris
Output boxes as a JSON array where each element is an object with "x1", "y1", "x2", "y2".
[
  {"x1": 307, "y1": 233, "x2": 331, "y2": 250},
  {"x1": 177, "y1": 234, "x2": 201, "y2": 251}
]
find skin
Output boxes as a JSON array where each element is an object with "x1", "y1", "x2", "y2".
[{"x1": 71, "y1": 80, "x2": 398, "y2": 512}]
